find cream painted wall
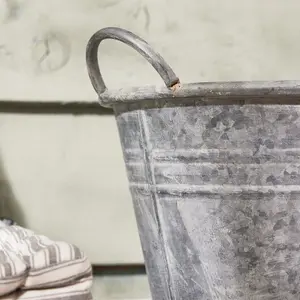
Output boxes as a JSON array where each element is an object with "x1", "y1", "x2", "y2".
[
  {"x1": 2, "y1": 0, "x2": 300, "y2": 101},
  {"x1": 0, "y1": 113, "x2": 143, "y2": 264},
  {"x1": 1, "y1": 0, "x2": 300, "y2": 264}
]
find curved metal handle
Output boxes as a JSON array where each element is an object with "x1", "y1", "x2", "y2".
[{"x1": 86, "y1": 27, "x2": 180, "y2": 97}]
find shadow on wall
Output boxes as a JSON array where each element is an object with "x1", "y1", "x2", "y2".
[{"x1": 0, "y1": 154, "x2": 25, "y2": 226}]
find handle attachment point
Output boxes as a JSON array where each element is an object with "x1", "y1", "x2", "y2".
[{"x1": 86, "y1": 27, "x2": 180, "y2": 99}]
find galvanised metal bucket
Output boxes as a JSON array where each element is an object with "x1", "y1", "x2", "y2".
[{"x1": 86, "y1": 27, "x2": 300, "y2": 300}]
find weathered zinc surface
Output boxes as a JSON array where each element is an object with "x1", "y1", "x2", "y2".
[
  {"x1": 86, "y1": 27, "x2": 300, "y2": 299},
  {"x1": 115, "y1": 101, "x2": 300, "y2": 300}
]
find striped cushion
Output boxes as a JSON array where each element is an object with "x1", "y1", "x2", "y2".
[
  {"x1": 0, "y1": 280, "x2": 93, "y2": 300},
  {"x1": 0, "y1": 226, "x2": 92, "y2": 297}
]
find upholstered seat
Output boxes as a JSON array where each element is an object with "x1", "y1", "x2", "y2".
[{"x1": 0, "y1": 225, "x2": 93, "y2": 300}]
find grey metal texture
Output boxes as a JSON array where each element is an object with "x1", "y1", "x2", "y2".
[{"x1": 86, "y1": 27, "x2": 300, "y2": 299}]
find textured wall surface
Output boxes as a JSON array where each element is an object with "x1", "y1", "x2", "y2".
[
  {"x1": 1, "y1": 0, "x2": 300, "y2": 266},
  {"x1": 1, "y1": 0, "x2": 300, "y2": 101}
]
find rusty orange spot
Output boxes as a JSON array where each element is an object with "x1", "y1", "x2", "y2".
[{"x1": 171, "y1": 82, "x2": 181, "y2": 95}]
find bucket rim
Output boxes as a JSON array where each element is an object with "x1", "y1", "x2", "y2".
[
  {"x1": 97, "y1": 80, "x2": 300, "y2": 108},
  {"x1": 85, "y1": 28, "x2": 300, "y2": 108}
]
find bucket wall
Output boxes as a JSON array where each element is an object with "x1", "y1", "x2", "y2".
[{"x1": 115, "y1": 101, "x2": 300, "y2": 299}]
